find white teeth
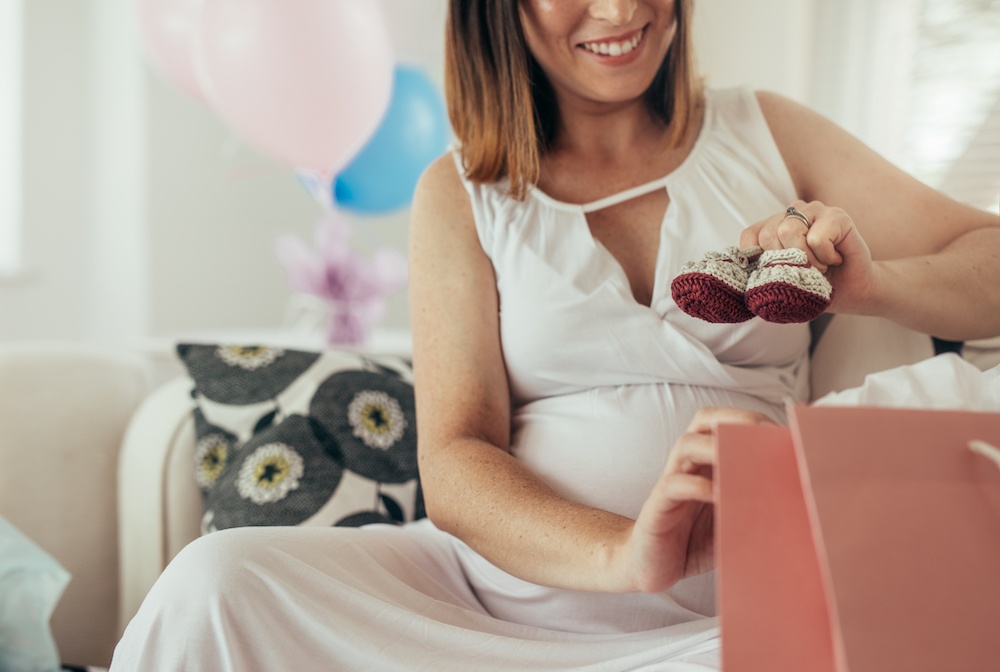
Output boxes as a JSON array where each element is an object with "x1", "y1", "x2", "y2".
[{"x1": 583, "y1": 28, "x2": 644, "y2": 56}]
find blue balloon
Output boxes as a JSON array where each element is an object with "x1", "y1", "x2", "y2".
[{"x1": 334, "y1": 65, "x2": 450, "y2": 214}]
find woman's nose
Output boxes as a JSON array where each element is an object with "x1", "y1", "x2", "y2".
[{"x1": 588, "y1": 0, "x2": 637, "y2": 25}]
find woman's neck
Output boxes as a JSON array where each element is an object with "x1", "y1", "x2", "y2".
[
  {"x1": 536, "y1": 97, "x2": 701, "y2": 203},
  {"x1": 549, "y1": 98, "x2": 668, "y2": 165}
]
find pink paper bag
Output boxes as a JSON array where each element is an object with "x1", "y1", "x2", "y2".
[{"x1": 715, "y1": 406, "x2": 1000, "y2": 672}]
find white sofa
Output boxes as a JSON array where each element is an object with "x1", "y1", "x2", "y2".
[
  {"x1": 0, "y1": 343, "x2": 150, "y2": 669},
  {"x1": 0, "y1": 316, "x2": 943, "y2": 668}
]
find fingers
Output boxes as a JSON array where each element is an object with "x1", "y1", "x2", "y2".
[
  {"x1": 668, "y1": 406, "x2": 774, "y2": 468},
  {"x1": 744, "y1": 205, "x2": 819, "y2": 268},
  {"x1": 666, "y1": 431, "x2": 716, "y2": 474},
  {"x1": 664, "y1": 407, "x2": 776, "y2": 477},
  {"x1": 801, "y1": 201, "x2": 853, "y2": 269},
  {"x1": 769, "y1": 201, "x2": 826, "y2": 270},
  {"x1": 660, "y1": 473, "x2": 714, "y2": 505},
  {"x1": 807, "y1": 209, "x2": 857, "y2": 269},
  {"x1": 656, "y1": 407, "x2": 775, "y2": 503},
  {"x1": 686, "y1": 406, "x2": 776, "y2": 435},
  {"x1": 637, "y1": 474, "x2": 715, "y2": 520},
  {"x1": 739, "y1": 219, "x2": 766, "y2": 250},
  {"x1": 745, "y1": 200, "x2": 860, "y2": 274}
]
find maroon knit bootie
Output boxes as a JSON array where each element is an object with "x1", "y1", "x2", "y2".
[
  {"x1": 744, "y1": 248, "x2": 833, "y2": 323},
  {"x1": 670, "y1": 246, "x2": 763, "y2": 323}
]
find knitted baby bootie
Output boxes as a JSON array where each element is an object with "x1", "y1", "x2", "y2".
[
  {"x1": 744, "y1": 248, "x2": 833, "y2": 323},
  {"x1": 671, "y1": 246, "x2": 763, "y2": 323}
]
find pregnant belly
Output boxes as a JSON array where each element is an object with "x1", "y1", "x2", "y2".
[{"x1": 510, "y1": 383, "x2": 783, "y2": 519}]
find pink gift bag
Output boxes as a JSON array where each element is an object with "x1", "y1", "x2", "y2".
[{"x1": 715, "y1": 406, "x2": 1000, "y2": 672}]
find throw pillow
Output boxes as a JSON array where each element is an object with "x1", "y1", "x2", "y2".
[{"x1": 176, "y1": 343, "x2": 424, "y2": 534}]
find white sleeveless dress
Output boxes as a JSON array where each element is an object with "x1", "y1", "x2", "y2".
[{"x1": 110, "y1": 87, "x2": 807, "y2": 672}]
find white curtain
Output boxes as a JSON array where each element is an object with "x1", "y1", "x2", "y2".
[{"x1": 809, "y1": 0, "x2": 1000, "y2": 213}]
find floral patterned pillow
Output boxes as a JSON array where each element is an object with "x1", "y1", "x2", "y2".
[{"x1": 176, "y1": 343, "x2": 423, "y2": 534}]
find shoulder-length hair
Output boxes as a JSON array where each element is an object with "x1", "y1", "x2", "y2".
[{"x1": 445, "y1": 0, "x2": 702, "y2": 199}]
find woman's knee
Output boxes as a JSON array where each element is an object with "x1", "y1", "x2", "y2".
[{"x1": 154, "y1": 527, "x2": 283, "y2": 598}]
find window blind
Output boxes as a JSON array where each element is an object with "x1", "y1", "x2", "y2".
[
  {"x1": 905, "y1": 0, "x2": 1000, "y2": 213},
  {"x1": 809, "y1": 0, "x2": 1000, "y2": 213}
]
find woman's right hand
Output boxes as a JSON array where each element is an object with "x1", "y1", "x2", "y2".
[{"x1": 620, "y1": 407, "x2": 774, "y2": 593}]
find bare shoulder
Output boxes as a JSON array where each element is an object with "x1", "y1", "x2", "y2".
[
  {"x1": 410, "y1": 150, "x2": 482, "y2": 271},
  {"x1": 412, "y1": 152, "x2": 471, "y2": 220},
  {"x1": 754, "y1": 89, "x2": 806, "y2": 118},
  {"x1": 754, "y1": 90, "x2": 831, "y2": 133},
  {"x1": 752, "y1": 90, "x2": 837, "y2": 198},
  {"x1": 753, "y1": 90, "x2": 997, "y2": 259}
]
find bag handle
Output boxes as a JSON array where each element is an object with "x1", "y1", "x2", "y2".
[{"x1": 969, "y1": 440, "x2": 1000, "y2": 471}]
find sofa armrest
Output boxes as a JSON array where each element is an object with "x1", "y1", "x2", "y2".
[
  {"x1": 0, "y1": 342, "x2": 149, "y2": 668},
  {"x1": 809, "y1": 314, "x2": 935, "y2": 400},
  {"x1": 117, "y1": 375, "x2": 202, "y2": 632}
]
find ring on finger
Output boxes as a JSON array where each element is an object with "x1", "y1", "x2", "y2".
[{"x1": 783, "y1": 205, "x2": 812, "y2": 229}]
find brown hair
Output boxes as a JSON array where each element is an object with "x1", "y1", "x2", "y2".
[{"x1": 445, "y1": 0, "x2": 703, "y2": 199}]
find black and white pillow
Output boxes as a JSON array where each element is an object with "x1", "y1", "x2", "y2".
[{"x1": 177, "y1": 344, "x2": 424, "y2": 534}]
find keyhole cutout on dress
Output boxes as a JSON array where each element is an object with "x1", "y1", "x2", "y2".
[{"x1": 584, "y1": 187, "x2": 670, "y2": 308}]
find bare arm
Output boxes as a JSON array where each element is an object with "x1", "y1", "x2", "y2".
[
  {"x1": 409, "y1": 154, "x2": 633, "y2": 592},
  {"x1": 409, "y1": 155, "x2": 765, "y2": 593},
  {"x1": 750, "y1": 91, "x2": 1000, "y2": 341}
]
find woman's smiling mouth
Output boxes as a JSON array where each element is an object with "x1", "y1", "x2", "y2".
[{"x1": 579, "y1": 25, "x2": 647, "y2": 57}]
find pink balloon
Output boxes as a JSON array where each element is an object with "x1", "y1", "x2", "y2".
[
  {"x1": 193, "y1": 0, "x2": 395, "y2": 173},
  {"x1": 136, "y1": 0, "x2": 205, "y2": 101}
]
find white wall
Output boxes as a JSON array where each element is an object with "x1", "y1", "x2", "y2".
[
  {"x1": 2, "y1": 0, "x2": 95, "y2": 343},
  {"x1": 0, "y1": 0, "x2": 24, "y2": 276},
  {"x1": 0, "y1": 0, "x2": 815, "y2": 351},
  {"x1": 0, "y1": 0, "x2": 150, "y2": 347},
  {"x1": 694, "y1": 0, "x2": 816, "y2": 102},
  {"x1": 89, "y1": 0, "x2": 150, "y2": 347},
  {"x1": 142, "y1": 75, "x2": 321, "y2": 336}
]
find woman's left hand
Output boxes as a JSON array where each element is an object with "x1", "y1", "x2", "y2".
[
  {"x1": 740, "y1": 200, "x2": 876, "y2": 314},
  {"x1": 623, "y1": 407, "x2": 774, "y2": 593}
]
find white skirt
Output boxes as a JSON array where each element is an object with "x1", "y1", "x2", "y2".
[{"x1": 110, "y1": 521, "x2": 721, "y2": 671}]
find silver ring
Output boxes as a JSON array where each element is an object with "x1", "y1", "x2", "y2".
[{"x1": 783, "y1": 205, "x2": 812, "y2": 229}]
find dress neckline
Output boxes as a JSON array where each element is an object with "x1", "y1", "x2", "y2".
[{"x1": 527, "y1": 91, "x2": 715, "y2": 214}]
